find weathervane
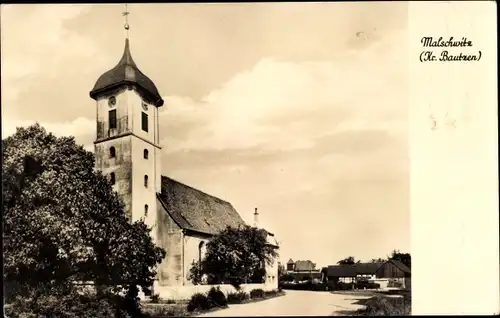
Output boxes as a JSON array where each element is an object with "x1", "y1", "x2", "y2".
[{"x1": 122, "y1": 4, "x2": 130, "y2": 38}]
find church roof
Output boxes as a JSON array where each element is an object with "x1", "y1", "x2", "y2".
[
  {"x1": 89, "y1": 38, "x2": 164, "y2": 107},
  {"x1": 157, "y1": 176, "x2": 246, "y2": 236}
]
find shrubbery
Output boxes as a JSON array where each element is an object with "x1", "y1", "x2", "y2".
[
  {"x1": 150, "y1": 293, "x2": 161, "y2": 304},
  {"x1": 186, "y1": 288, "x2": 282, "y2": 312},
  {"x1": 227, "y1": 291, "x2": 250, "y2": 304},
  {"x1": 207, "y1": 287, "x2": 228, "y2": 307},
  {"x1": 4, "y1": 288, "x2": 136, "y2": 318},
  {"x1": 187, "y1": 293, "x2": 212, "y2": 312},
  {"x1": 250, "y1": 288, "x2": 265, "y2": 299},
  {"x1": 264, "y1": 290, "x2": 278, "y2": 297},
  {"x1": 355, "y1": 295, "x2": 411, "y2": 316},
  {"x1": 187, "y1": 287, "x2": 228, "y2": 312}
]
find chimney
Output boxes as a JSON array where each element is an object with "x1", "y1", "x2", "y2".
[{"x1": 253, "y1": 207, "x2": 259, "y2": 227}]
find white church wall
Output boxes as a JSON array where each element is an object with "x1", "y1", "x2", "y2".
[
  {"x1": 155, "y1": 201, "x2": 184, "y2": 286},
  {"x1": 264, "y1": 253, "x2": 280, "y2": 289},
  {"x1": 182, "y1": 234, "x2": 209, "y2": 286},
  {"x1": 130, "y1": 136, "x2": 158, "y2": 227}
]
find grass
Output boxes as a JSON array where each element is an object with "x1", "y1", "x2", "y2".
[
  {"x1": 141, "y1": 303, "x2": 191, "y2": 317},
  {"x1": 340, "y1": 292, "x2": 411, "y2": 316}
]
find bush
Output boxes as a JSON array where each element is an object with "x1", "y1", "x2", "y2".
[
  {"x1": 250, "y1": 288, "x2": 265, "y2": 299},
  {"x1": 142, "y1": 304, "x2": 189, "y2": 317},
  {"x1": 207, "y1": 287, "x2": 227, "y2": 307},
  {"x1": 187, "y1": 293, "x2": 211, "y2": 312},
  {"x1": 279, "y1": 274, "x2": 294, "y2": 282},
  {"x1": 4, "y1": 289, "x2": 135, "y2": 318},
  {"x1": 150, "y1": 293, "x2": 161, "y2": 303},
  {"x1": 356, "y1": 295, "x2": 411, "y2": 316},
  {"x1": 264, "y1": 290, "x2": 279, "y2": 297},
  {"x1": 227, "y1": 291, "x2": 249, "y2": 304}
]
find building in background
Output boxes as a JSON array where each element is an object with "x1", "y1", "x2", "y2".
[{"x1": 322, "y1": 260, "x2": 411, "y2": 290}]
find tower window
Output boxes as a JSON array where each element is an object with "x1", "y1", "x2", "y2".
[
  {"x1": 145, "y1": 204, "x2": 149, "y2": 217},
  {"x1": 141, "y1": 112, "x2": 148, "y2": 132},
  {"x1": 109, "y1": 109, "x2": 117, "y2": 129},
  {"x1": 144, "y1": 149, "x2": 149, "y2": 159},
  {"x1": 110, "y1": 172, "x2": 116, "y2": 185},
  {"x1": 110, "y1": 146, "x2": 116, "y2": 158},
  {"x1": 144, "y1": 175, "x2": 148, "y2": 188}
]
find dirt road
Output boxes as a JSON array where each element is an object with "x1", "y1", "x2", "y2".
[{"x1": 196, "y1": 290, "x2": 371, "y2": 316}]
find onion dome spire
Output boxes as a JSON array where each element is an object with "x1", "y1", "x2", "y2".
[{"x1": 89, "y1": 5, "x2": 164, "y2": 107}]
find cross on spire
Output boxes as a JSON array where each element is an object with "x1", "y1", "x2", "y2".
[{"x1": 122, "y1": 4, "x2": 130, "y2": 38}]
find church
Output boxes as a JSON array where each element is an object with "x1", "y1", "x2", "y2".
[{"x1": 88, "y1": 34, "x2": 279, "y2": 295}]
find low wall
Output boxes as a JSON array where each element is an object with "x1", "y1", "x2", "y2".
[
  {"x1": 372, "y1": 279, "x2": 389, "y2": 289},
  {"x1": 153, "y1": 282, "x2": 276, "y2": 301}
]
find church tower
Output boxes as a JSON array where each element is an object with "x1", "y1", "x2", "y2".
[{"x1": 89, "y1": 25, "x2": 163, "y2": 233}]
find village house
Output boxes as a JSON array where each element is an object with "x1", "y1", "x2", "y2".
[
  {"x1": 89, "y1": 36, "x2": 279, "y2": 299},
  {"x1": 322, "y1": 260, "x2": 411, "y2": 290},
  {"x1": 284, "y1": 259, "x2": 322, "y2": 282}
]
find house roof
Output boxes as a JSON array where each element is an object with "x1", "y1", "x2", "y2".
[
  {"x1": 326, "y1": 262, "x2": 384, "y2": 277},
  {"x1": 355, "y1": 262, "x2": 384, "y2": 274},
  {"x1": 157, "y1": 176, "x2": 246, "y2": 235},
  {"x1": 287, "y1": 258, "x2": 294, "y2": 264},
  {"x1": 326, "y1": 265, "x2": 359, "y2": 277},
  {"x1": 294, "y1": 260, "x2": 316, "y2": 271},
  {"x1": 89, "y1": 38, "x2": 164, "y2": 107},
  {"x1": 385, "y1": 260, "x2": 411, "y2": 274}
]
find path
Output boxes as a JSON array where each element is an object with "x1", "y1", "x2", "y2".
[{"x1": 196, "y1": 290, "x2": 372, "y2": 317}]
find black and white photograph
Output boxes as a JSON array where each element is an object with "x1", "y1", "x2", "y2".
[{"x1": 1, "y1": 2, "x2": 497, "y2": 317}]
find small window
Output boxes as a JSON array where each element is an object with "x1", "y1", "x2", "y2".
[
  {"x1": 109, "y1": 109, "x2": 117, "y2": 129},
  {"x1": 144, "y1": 175, "x2": 148, "y2": 188},
  {"x1": 144, "y1": 149, "x2": 149, "y2": 159},
  {"x1": 144, "y1": 204, "x2": 149, "y2": 217},
  {"x1": 141, "y1": 112, "x2": 148, "y2": 132},
  {"x1": 110, "y1": 146, "x2": 116, "y2": 158},
  {"x1": 110, "y1": 172, "x2": 116, "y2": 185}
]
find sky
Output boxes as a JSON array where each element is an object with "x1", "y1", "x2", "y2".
[{"x1": 1, "y1": 3, "x2": 409, "y2": 267}]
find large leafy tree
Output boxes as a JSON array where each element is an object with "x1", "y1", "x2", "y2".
[
  {"x1": 193, "y1": 225, "x2": 278, "y2": 288},
  {"x1": 337, "y1": 256, "x2": 356, "y2": 265},
  {"x1": 2, "y1": 124, "x2": 166, "y2": 308},
  {"x1": 389, "y1": 250, "x2": 411, "y2": 268}
]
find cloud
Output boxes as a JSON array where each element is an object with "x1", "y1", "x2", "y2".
[
  {"x1": 2, "y1": 5, "x2": 92, "y2": 81},
  {"x1": 156, "y1": 28, "x2": 409, "y2": 264},
  {"x1": 1, "y1": 5, "x2": 103, "y2": 122},
  {"x1": 160, "y1": 29, "x2": 407, "y2": 157}
]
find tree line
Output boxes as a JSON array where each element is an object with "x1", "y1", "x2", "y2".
[{"x1": 336, "y1": 250, "x2": 411, "y2": 268}]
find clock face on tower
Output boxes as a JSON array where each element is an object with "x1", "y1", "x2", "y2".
[
  {"x1": 142, "y1": 101, "x2": 148, "y2": 111},
  {"x1": 108, "y1": 96, "x2": 116, "y2": 107}
]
